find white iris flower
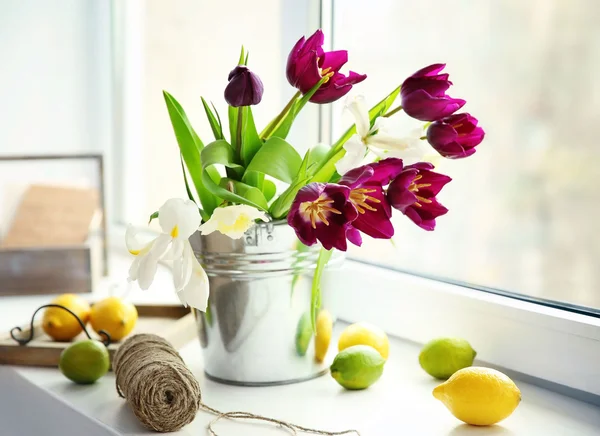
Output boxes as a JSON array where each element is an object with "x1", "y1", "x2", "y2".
[
  {"x1": 126, "y1": 198, "x2": 209, "y2": 311},
  {"x1": 199, "y1": 205, "x2": 269, "y2": 239},
  {"x1": 335, "y1": 95, "x2": 426, "y2": 174}
]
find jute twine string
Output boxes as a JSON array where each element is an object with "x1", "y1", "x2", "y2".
[{"x1": 113, "y1": 334, "x2": 360, "y2": 435}]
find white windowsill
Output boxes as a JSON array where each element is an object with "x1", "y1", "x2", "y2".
[
  {"x1": 334, "y1": 261, "x2": 600, "y2": 399},
  {"x1": 9, "y1": 326, "x2": 600, "y2": 435},
  {"x1": 2, "y1": 250, "x2": 600, "y2": 434}
]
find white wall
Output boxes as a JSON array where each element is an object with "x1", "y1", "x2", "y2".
[{"x1": 0, "y1": 0, "x2": 112, "y2": 231}]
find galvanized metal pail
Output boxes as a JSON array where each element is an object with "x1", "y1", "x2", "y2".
[{"x1": 189, "y1": 221, "x2": 342, "y2": 386}]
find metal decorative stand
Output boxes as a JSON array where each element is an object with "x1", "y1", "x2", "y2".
[{"x1": 10, "y1": 304, "x2": 111, "y2": 347}]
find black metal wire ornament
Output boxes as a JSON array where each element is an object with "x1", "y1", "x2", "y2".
[{"x1": 10, "y1": 304, "x2": 111, "y2": 347}]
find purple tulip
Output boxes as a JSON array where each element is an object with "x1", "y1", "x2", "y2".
[
  {"x1": 339, "y1": 158, "x2": 405, "y2": 240},
  {"x1": 224, "y1": 65, "x2": 264, "y2": 107},
  {"x1": 387, "y1": 162, "x2": 451, "y2": 231},
  {"x1": 287, "y1": 183, "x2": 359, "y2": 251},
  {"x1": 401, "y1": 64, "x2": 465, "y2": 121},
  {"x1": 426, "y1": 113, "x2": 485, "y2": 159},
  {"x1": 286, "y1": 29, "x2": 367, "y2": 104}
]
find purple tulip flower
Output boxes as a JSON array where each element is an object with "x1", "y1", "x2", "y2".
[
  {"x1": 387, "y1": 162, "x2": 451, "y2": 231},
  {"x1": 401, "y1": 64, "x2": 465, "y2": 121},
  {"x1": 339, "y1": 158, "x2": 405, "y2": 241},
  {"x1": 426, "y1": 113, "x2": 485, "y2": 159},
  {"x1": 286, "y1": 29, "x2": 367, "y2": 104},
  {"x1": 224, "y1": 65, "x2": 264, "y2": 107},
  {"x1": 287, "y1": 183, "x2": 359, "y2": 251}
]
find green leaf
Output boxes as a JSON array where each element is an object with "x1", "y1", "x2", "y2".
[
  {"x1": 201, "y1": 140, "x2": 268, "y2": 210},
  {"x1": 297, "y1": 149, "x2": 311, "y2": 180},
  {"x1": 148, "y1": 211, "x2": 159, "y2": 224},
  {"x1": 244, "y1": 51, "x2": 249, "y2": 65},
  {"x1": 270, "y1": 78, "x2": 327, "y2": 140},
  {"x1": 241, "y1": 107, "x2": 262, "y2": 166},
  {"x1": 163, "y1": 91, "x2": 219, "y2": 215},
  {"x1": 238, "y1": 46, "x2": 246, "y2": 65},
  {"x1": 268, "y1": 175, "x2": 310, "y2": 219},
  {"x1": 306, "y1": 144, "x2": 329, "y2": 176},
  {"x1": 310, "y1": 148, "x2": 344, "y2": 183},
  {"x1": 201, "y1": 97, "x2": 223, "y2": 140},
  {"x1": 243, "y1": 170, "x2": 264, "y2": 189},
  {"x1": 201, "y1": 139, "x2": 244, "y2": 178},
  {"x1": 263, "y1": 179, "x2": 277, "y2": 201},
  {"x1": 369, "y1": 84, "x2": 402, "y2": 120},
  {"x1": 180, "y1": 155, "x2": 195, "y2": 201},
  {"x1": 246, "y1": 137, "x2": 302, "y2": 184},
  {"x1": 219, "y1": 178, "x2": 269, "y2": 210},
  {"x1": 311, "y1": 248, "x2": 333, "y2": 331},
  {"x1": 228, "y1": 105, "x2": 238, "y2": 152}
]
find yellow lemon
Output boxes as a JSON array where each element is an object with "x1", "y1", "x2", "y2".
[
  {"x1": 433, "y1": 367, "x2": 521, "y2": 426},
  {"x1": 90, "y1": 297, "x2": 138, "y2": 342},
  {"x1": 338, "y1": 322, "x2": 389, "y2": 360},
  {"x1": 42, "y1": 294, "x2": 91, "y2": 341},
  {"x1": 314, "y1": 310, "x2": 333, "y2": 363}
]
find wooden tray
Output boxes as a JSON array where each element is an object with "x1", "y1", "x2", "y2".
[{"x1": 0, "y1": 304, "x2": 197, "y2": 367}]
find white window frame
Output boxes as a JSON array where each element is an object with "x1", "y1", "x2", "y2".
[{"x1": 108, "y1": 0, "x2": 600, "y2": 401}]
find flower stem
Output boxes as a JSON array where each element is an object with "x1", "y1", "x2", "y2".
[
  {"x1": 236, "y1": 106, "x2": 243, "y2": 164},
  {"x1": 383, "y1": 105, "x2": 403, "y2": 118},
  {"x1": 260, "y1": 91, "x2": 301, "y2": 139},
  {"x1": 420, "y1": 136, "x2": 427, "y2": 140}
]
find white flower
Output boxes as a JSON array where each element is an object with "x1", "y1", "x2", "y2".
[
  {"x1": 335, "y1": 95, "x2": 427, "y2": 174},
  {"x1": 126, "y1": 198, "x2": 209, "y2": 311},
  {"x1": 199, "y1": 205, "x2": 269, "y2": 239}
]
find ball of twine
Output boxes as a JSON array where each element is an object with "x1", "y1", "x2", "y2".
[
  {"x1": 113, "y1": 334, "x2": 200, "y2": 432},
  {"x1": 114, "y1": 333, "x2": 360, "y2": 435}
]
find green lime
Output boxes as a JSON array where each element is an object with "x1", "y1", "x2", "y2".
[
  {"x1": 330, "y1": 345, "x2": 385, "y2": 390},
  {"x1": 419, "y1": 337, "x2": 476, "y2": 380},
  {"x1": 295, "y1": 312, "x2": 313, "y2": 356},
  {"x1": 59, "y1": 339, "x2": 110, "y2": 384}
]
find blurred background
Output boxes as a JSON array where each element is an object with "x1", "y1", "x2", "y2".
[{"x1": 0, "y1": 0, "x2": 598, "y2": 311}]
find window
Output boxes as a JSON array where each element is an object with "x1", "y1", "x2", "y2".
[
  {"x1": 112, "y1": 0, "x2": 321, "y2": 225},
  {"x1": 331, "y1": 0, "x2": 600, "y2": 312}
]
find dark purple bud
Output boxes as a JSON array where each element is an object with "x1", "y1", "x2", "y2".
[
  {"x1": 224, "y1": 65, "x2": 264, "y2": 107},
  {"x1": 426, "y1": 113, "x2": 485, "y2": 159},
  {"x1": 400, "y1": 64, "x2": 465, "y2": 121}
]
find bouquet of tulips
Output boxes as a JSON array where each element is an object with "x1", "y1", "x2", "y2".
[{"x1": 126, "y1": 29, "x2": 485, "y2": 319}]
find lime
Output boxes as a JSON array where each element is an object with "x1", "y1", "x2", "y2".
[
  {"x1": 433, "y1": 367, "x2": 521, "y2": 426},
  {"x1": 295, "y1": 312, "x2": 313, "y2": 356},
  {"x1": 59, "y1": 339, "x2": 110, "y2": 384},
  {"x1": 338, "y1": 322, "x2": 389, "y2": 360},
  {"x1": 419, "y1": 337, "x2": 476, "y2": 379},
  {"x1": 330, "y1": 345, "x2": 385, "y2": 390}
]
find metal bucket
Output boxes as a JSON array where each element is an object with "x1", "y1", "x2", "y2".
[{"x1": 189, "y1": 221, "x2": 342, "y2": 386}]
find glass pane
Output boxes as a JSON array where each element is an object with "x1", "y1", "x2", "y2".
[{"x1": 332, "y1": 0, "x2": 600, "y2": 310}]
